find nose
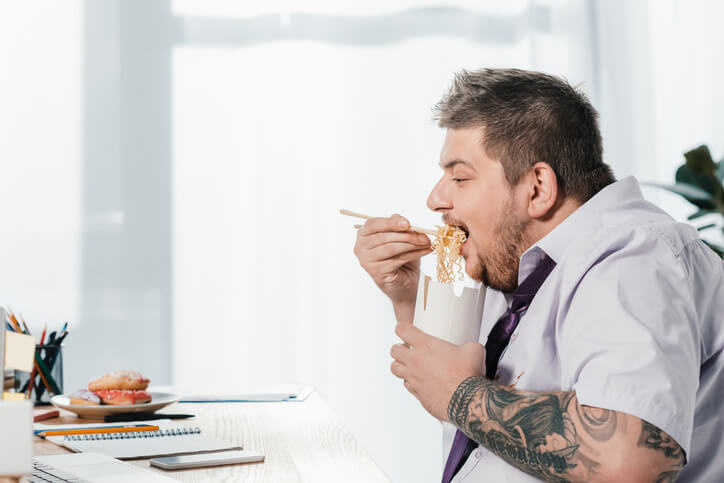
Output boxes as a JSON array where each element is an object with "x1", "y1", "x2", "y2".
[{"x1": 427, "y1": 177, "x2": 452, "y2": 212}]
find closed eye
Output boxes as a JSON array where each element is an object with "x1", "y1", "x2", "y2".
[{"x1": 452, "y1": 178, "x2": 468, "y2": 184}]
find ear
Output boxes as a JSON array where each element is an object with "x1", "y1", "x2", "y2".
[{"x1": 526, "y1": 162, "x2": 558, "y2": 219}]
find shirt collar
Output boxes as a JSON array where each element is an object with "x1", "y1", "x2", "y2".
[{"x1": 516, "y1": 176, "x2": 642, "y2": 283}]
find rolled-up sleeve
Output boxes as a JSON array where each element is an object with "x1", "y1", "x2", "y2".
[{"x1": 559, "y1": 227, "x2": 700, "y2": 454}]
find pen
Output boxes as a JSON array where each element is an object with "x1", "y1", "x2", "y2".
[
  {"x1": 37, "y1": 424, "x2": 159, "y2": 438},
  {"x1": 54, "y1": 331, "x2": 69, "y2": 345},
  {"x1": 34, "y1": 352, "x2": 61, "y2": 396},
  {"x1": 30, "y1": 324, "x2": 48, "y2": 397},
  {"x1": 104, "y1": 412, "x2": 196, "y2": 422}
]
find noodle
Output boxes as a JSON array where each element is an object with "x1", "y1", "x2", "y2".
[{"x1": 431, "y1": 225, "x2": 467, "y2": 283}]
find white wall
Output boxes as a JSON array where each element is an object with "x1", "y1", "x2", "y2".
[{"x1": 0, "y1": 2, "x2": 82, "y2": 340}]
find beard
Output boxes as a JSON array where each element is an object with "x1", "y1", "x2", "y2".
[{"x1": 469, "y1": 197, "x2": 530, "y2": 293}]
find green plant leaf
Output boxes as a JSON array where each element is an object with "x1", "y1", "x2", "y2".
[
  {"x1": 680, "y1": 145, "x2": 724, "y2": 203},
  {"x1": 717, "y1": 159, "x2": 724, "y2": 184},
  {"x1": 688, "y1": 209, "x2": 717, "y2": 220},
  {"x1": 642, "y1": 181, "x2": 717, "y2": 209},
  {"x1": 675, "y1": 164, "x2": 718, "y2": 198},
  {"x1": 697, "y1": 223, "x2": 716, "y2": 231},
  {"x1": 684, "y1": 145, "x2": 716, "y2": 175}
]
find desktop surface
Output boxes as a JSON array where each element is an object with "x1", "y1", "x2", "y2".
[{"x1": 33, "y1": 392, "x2": 390, "y2": 482}]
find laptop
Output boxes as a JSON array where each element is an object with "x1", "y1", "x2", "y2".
[{"x1": 32, "y1": 453, "x2": 175, "y2": 482}]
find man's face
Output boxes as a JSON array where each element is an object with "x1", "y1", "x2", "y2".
[{"x1": 427, "y1": 127, "x2": 530, "y2": 292}]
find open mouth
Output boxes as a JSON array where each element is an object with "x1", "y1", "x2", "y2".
[
  {"x1": 442, "y1": 216, "x2": 470, "y2": 240},
  {"x1": 453, "y1": 224, "x2": 470, "y2": 239}
]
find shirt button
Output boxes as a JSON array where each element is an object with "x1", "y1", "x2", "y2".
[{"x1": 475, "y1": 450, "x2": 485, "y2": 459}]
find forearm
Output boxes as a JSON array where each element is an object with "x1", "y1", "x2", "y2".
[{"x1": 447, "y1": 377, "x2": 685, "y2": 482}]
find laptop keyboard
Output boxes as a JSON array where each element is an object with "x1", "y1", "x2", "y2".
[{"x1": 30, "y1": 460, "x2": 86, "y2": 483}]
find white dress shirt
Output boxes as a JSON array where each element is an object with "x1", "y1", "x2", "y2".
[{"x1": 443, "y1": 176, "x2": 724, "y2": 482}]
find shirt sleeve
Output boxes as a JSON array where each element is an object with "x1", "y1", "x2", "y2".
[{"x1": 558, "y1": 228, "x2": 700, "y2": 455}]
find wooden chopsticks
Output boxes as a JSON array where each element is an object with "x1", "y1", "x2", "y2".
[{"x1": 339, "y1": 209, "x2": 437, "y2": 236}]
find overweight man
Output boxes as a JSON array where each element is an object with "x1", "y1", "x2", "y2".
[{"x1": 352, "y1": 69, "x2": 724, "y2": 482}]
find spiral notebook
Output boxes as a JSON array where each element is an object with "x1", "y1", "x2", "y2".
[{"x1": 47, "y1": 425, "x2": 242, "y2": 460}]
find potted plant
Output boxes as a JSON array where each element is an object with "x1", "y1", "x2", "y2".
[{"x1": 644, "y1": 145, "x2": 724, "y2": 258}]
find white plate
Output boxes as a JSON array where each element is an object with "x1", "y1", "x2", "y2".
[{"x1": 50, "y1": 392, "x2": 180, "y2": 419}]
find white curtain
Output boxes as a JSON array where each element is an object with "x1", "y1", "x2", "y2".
[
  {"x1": 170, "y1": 1, "x2": 597, "y2": 481},
  {"x1": 594, "y1": 0, "x2": 724, "y2": 230},
  {"x1": 3, "y1": 1, "x2": 723, "y2": 482}
]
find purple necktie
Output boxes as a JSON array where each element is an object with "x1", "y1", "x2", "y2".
[{"x1": 441, "y1": 254, "x2": 556, "y2": 483}]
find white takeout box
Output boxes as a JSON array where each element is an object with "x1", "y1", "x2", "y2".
[{"x1": 412, "y1": 274, "x2": 486, "y2": 345}]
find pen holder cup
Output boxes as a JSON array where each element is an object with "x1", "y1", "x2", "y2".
[{"x1": 15, "y1": 343, "x2": 64, "y2": 405}]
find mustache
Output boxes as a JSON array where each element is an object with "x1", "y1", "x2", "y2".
[{"x1": 442, "y1": 214, "x2": 466, "y2": 229}]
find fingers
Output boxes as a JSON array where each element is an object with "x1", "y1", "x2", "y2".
[
  {"x1": 362, "y1": 231, "x2": 431, "y2": 250},
  {"x1": 390, "y1": 360, "x2": 407, "y2": 380},
  {"x1": 395, "y1": 322, "x2": 426, "y2": 347},
  {"x1": 403, "y1": 380, "x2": 416, "y2": 395},
  {"x1": 390, "y1": 343, "x2": 411, "y2": 364},
  {"x1": 354, "y1": 216, "x2": 430, "y2": 266},
  {"x1": 370, "y1": 247, "x2": 432, "y2": 273},
  {"x1": 391, "y1": 362, "x2": 418, "y2": 396},
  {"x1": 367, "y1": 242, "x2": 430, "y2": 261},
  {"x1": 358, "y1": 214, "x2": 411, "y2": 236}
]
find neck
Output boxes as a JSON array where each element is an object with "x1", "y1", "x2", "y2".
[{"x1": 525, "y1": 196, "x2": 582, "y2": 247}]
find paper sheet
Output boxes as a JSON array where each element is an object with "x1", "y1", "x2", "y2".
[{"x1": 4, "y1": 330, "x2": 35, "y2": 372}]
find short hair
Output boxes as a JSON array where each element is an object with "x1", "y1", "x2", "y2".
[{"x1": 433, "y1": 68, "x2": 615, "y2": 202}]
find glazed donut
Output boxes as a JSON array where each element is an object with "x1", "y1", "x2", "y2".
[
  {"x1": 94, "y1": 389, "x2": 152, "y2": 405},
  {"x1": 69, "y1": 389, "x2": 101, "y2": 405},
  {"x1": 88, "y1": 370, "x2": 150, "y2": 391}
]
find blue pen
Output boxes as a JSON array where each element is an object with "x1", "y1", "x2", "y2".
[{"x1": 6, "y1": 321, "x2": 14, "y2": 331}]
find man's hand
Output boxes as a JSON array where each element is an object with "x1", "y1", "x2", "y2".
[
  {"x1": 390, "y1": 322, "x2": 485, "y2": 421},
  {"x1": 353, "y1": 214, "x2": 432, "y2": 323}
]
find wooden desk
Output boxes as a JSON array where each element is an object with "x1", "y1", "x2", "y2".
[{"x1": 34, "y1": 393, "x2": 390, "y2": 482}]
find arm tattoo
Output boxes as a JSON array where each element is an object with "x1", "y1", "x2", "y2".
[
  {"x1": 448, "y1": 377, "x2": 687, "y2": 482},
  {"x1": 448, "y1": 376, "x2": 587, "y2": 482},
  {"x1": 576, "y1": 404, "x2": 617, "y2": 442},
  {"x1": 638, "y1": 421, "x2": 686, "y2": 482}
]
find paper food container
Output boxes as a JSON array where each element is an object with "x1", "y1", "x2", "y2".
[{"x1": 412, "y1": 274, "x2": 486, "y2": 345}]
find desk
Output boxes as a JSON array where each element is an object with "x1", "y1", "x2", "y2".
[{"x1": 34, "y1": 393, "x2": 390, "y2": 482}]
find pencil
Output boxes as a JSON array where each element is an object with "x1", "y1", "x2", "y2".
[
  {"x1": 7, "y1": 309, "x2": 22, "y2": 333},
  {"x1": 37, "y1": 425, "x2": 160, "y2": 437},
  {"x1": 39, "y1": 324, "x2": 47, "y2": 345},
  {"x1": 28, "y1": 324, "x2": 48, "y2": 398}
]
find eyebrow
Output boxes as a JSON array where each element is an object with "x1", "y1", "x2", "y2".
[{"x1": 441, "y1": 159, "x2": 476, "y2": 170}]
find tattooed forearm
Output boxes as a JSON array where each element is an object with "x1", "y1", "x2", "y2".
[
  {"x1": 576, "y1": 404, "x2": 618, "y2": 442},
  {"x1": 638, "y1": 421, "x2": 686, "y2": 482},
  {"x1": 447, "y1": 377, "x2": 684, "y2": 483},
  {"x1": 448, "y1": 376, "x2": 584, "y2": 482}
]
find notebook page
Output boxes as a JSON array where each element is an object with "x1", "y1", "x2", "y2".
[{"x1": 47, "y1": 425, "x2": 241, "y2": 460}]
